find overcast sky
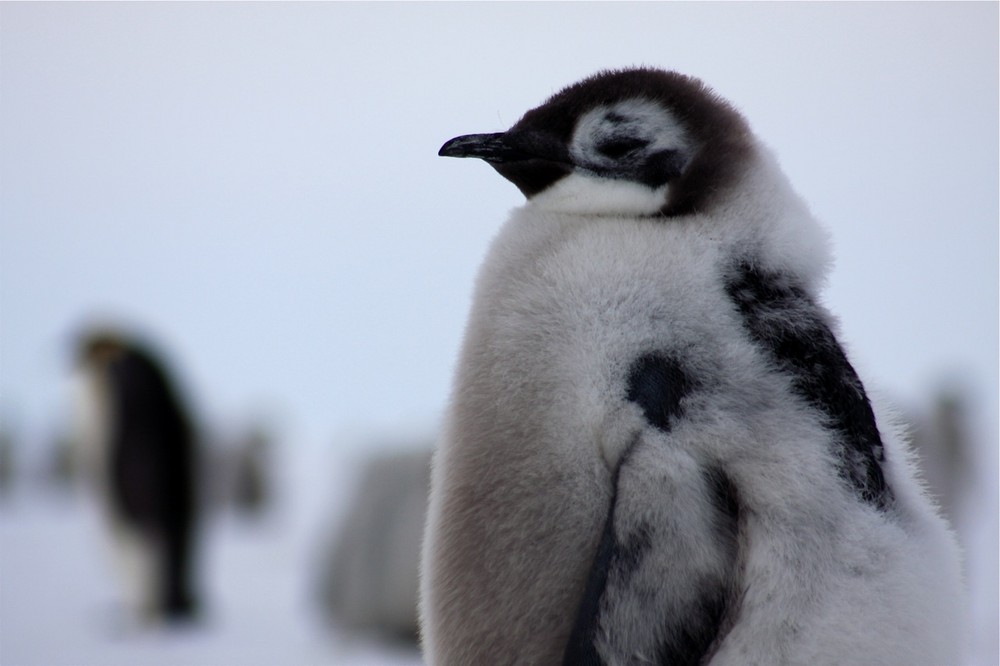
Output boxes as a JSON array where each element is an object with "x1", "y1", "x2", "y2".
[{"x1": 2, "y1": 2, "x2": 997, "y2": 455}]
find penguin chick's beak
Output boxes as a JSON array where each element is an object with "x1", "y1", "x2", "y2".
[
  {"x1": 439, "y1": 131, "x2": 572, "y2": 198},
  {"x1": 439, "y1": 133, "x2": 521, "y2": 162}
]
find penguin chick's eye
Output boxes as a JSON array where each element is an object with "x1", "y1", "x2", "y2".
[{"x1": 596, "y1": 137, "x2": 649, "y2": 159}]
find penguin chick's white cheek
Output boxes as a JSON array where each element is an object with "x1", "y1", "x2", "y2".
[
  {"x1": 530, "y1": 172, "x2": 671, "y2": 216},
  {"x1": 570, "y1": 100, "x2": 692, "y2": 172}
]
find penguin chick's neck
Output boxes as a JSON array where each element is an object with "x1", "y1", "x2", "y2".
[{"x1": 527, "y1": 172, "x2": 673, "y2": 217}]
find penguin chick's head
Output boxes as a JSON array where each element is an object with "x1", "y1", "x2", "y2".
[{"x1": 439, "y1": 68, "x2": 753, "y2": 216}]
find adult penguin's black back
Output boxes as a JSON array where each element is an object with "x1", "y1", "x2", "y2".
[{"x1": 420, "y1": 68, "x2": 964, "y2": 665}]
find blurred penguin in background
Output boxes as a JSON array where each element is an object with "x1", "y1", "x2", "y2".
[
  {"x1": 318, "y1": 446, "x2": 432, "y2": 644},
  {"x1": 73, "y1": 328, "x2": 200, "y2": 625}
]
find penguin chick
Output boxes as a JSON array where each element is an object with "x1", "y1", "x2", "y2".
[{"x1": 420, "y1": 68, "x2": 965, "y2": 666}]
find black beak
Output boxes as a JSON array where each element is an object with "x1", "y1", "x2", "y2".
[
  {"x1": 440, "y1": 130, "x2": 571, "y2": 163},
  {"x1": 439, "y1": 133, "x2": 528, "y2": 163},
  {"x1": 438, "y1": 130, "x2": 573, "y2": 198}
]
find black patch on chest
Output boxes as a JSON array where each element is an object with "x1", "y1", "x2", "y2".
[
  {"x1": 625, "y1": 353, "x2": 692, "y2": 433},
  {"x1": 725, "y1": 260, "x2": 893, "y2": 509}
]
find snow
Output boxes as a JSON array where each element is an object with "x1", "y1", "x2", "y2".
[
  {"x1": 0, "y1": 419, "x2": 995, "y2": 665},
  {"x1": 0, "y1": 445, "x2": 425, "y2": 666}
]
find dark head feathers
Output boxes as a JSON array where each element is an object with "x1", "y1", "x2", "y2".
[
  {"x1": 513, "y1": 68, "x2": 747, "y2": 143},
  {"x1": 441, "y1": 68, "x2": 756, "y2": 216}
]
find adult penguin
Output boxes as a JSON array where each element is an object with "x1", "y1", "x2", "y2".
[
  {"x1": 74, "y1": 329, "x2": 200, "y2": 624},
  {"x1": 420, "y1": 68, "x2": 964, "y2": 665}
]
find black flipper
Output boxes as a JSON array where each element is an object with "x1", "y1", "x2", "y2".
[{"x1": 725, "y1": 260, "x2": 892, "y2": 509}]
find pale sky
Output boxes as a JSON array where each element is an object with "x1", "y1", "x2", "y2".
[{"x1": 2, "y1": 2, "x2": 997, "y2": 452}]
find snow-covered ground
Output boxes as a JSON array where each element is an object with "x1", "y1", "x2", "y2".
[
  {"x1": 0, "y1": 443, "x2": 424, "y2": 666},
  {"x1": 1, "y1": 423, "x2": 995, "y2": 666}
]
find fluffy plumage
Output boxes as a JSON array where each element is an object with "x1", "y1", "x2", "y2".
[{"x1": 421, "y1": 68, "x2": 964, "y2": 665}]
